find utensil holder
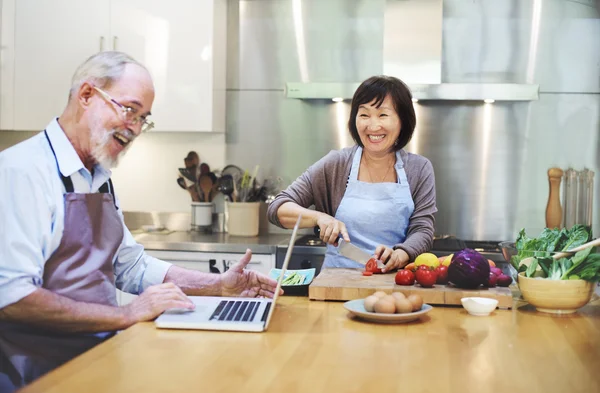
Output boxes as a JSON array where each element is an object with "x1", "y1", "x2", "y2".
[
  {"x1": 226, "y1": 202, "x2": 260, "y2": 237},
  {"x1": 191, "y1": 202, "x2": 214, "y2": 231}
]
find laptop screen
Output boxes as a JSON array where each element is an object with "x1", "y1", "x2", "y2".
[{"x1": 264, "y1": 214, "x2": 302, "y2": 329}]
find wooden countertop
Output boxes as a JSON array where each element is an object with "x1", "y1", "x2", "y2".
[{"x1": 19, "y1": 294, "x2": 600, "y2": 393}]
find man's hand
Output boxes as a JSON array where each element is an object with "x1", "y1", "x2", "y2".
[
  {"x1": 220, "y1": 249, "x2": 283, "y2": 298},
  {"x1": 124, "y1": 283, "x2": 195, "y2": 323},
  {"x1": 374, "y1": 246, "x2": 410, "y2": 273}
]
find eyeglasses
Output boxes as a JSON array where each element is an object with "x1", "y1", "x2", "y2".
[{"x1": 93, "y1": 86, "x2": 155, "y2": 132}]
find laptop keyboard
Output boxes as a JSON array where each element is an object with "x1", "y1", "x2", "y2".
[
  {"x1": 261, "y1": 302, "x2": 271, "y2": 322},
  {"x1": 209, "y1": 300, "x2": 262, "y2": 322}
]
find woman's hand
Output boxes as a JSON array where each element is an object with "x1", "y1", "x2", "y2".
[
  {"x1": 315, "y1": 214, "x2": 350, "y2": 245},
  {"x1": 374, "y1": 246, "x2": 410, "y2": 273}
]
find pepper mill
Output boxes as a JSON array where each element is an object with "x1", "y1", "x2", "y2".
[{"x1": 546, "y1": 167, "x2": 564, "y2": 229}]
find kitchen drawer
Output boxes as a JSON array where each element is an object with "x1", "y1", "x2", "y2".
[
  {"x1": 146, "y1": 250, "x2": 275, "y2": 276},
  {"x1": 219, "y1": 252, "x2": 273, "y2": 276},
  {"x1": 146, "y1": 250, "x2": 216, "y2": 273}
]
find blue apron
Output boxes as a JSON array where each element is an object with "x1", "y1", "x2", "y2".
[{"x1": 323, "y1": 147, "x2": 415, "y2": 268}]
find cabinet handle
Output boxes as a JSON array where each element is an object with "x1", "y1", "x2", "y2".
[
  {"x1": 99, "y1": 36, "x2": 104, "y2": 51},
  {"x1": 113, "y1": 36, "x2": 118, "y2": 50}
]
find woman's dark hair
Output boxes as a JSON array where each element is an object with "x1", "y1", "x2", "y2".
[{"x1": 348, "y1": 75, "x2": 416, "y2": 151}]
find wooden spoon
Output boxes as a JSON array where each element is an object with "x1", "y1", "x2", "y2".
[
  {"x1": 198, "y1": 173, "x2": 214, "y2": 202},
  {"x1": 187, "y1": 185, "x2": 200, "y2": 202},
  {"x1": 200, "y1": 162, "x2": 210, "y2": 175},
  {"x1": 187, "y1": 151, "x2": 200, "y2": 168},
  {"x1": 520, "y1": 237, "x2": 600, "y2": 268},
  {"x1": 552, "y1": 237, "x2": 600, "y2": 259}
]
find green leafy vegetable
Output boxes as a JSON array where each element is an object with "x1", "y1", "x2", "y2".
[
  {"x1": 547, "y1": 229, "x2": 568, "y2": 252},
  {"x1": 564, "y1": 253, "x2": 600, "y2": 282},
  {"x1": 525, "y1": 258, "x2": 539, "y2": 278},
  {"x1": 513, "y1": 225, "x2": 599, "y2": 282},
  {"x1": 537, "y1": 257, "x2": 552, "y2": 277},
  {"x1": 281, "y1": 272, "x2": 305, "y2": 285},
  {"x1": 560, "y1": 225, "x2": 591, "y2": 251},
  {"x1": 560, "y1": 248, "x2": 593, "y2": 279}
]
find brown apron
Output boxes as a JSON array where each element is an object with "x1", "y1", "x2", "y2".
[{"x1": 0, "y1": 130, "x2": 124, "y2": 392}]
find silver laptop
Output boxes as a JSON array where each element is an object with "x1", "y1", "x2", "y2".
[{"x1": 154, "y1": 215, "x2": 301, "y2": 332}]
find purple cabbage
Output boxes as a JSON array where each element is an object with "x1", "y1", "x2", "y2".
[{"x1": 447, "y1": 249, "x2": 491, "y2": 289}]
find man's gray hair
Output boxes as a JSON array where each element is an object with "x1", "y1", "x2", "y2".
[{"x1": 69, "y1": 51, "x2": 147, "y2": 99}]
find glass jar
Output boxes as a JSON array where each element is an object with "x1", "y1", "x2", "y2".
[
  {"x1": 577, "y1": 169, "x2": 594, "y2": 228},
  {"x1": 562, "y1": 168, "x2": 578, "y2": 229}
]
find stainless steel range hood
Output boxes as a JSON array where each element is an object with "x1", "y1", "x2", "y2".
[
  {"x1": 285, "y1": 82, "x2": 539, "y2": 101},
  {"x1": 284, "y1": 0, "x2": 539, "y2": 102}
]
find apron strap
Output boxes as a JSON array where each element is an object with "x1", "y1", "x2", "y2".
[
  {"x1": 44, "y1": 130, "x2": 75, "y2": 193},
  {"x1": 44, "y1": 129, "x2": 118, "y2": 208},
  {"x1": 99, "y1": 179, "x2": 118, "y2": 209},
  {"x1": 98, "y1": 182, "x2": 110, "y2": 194}
]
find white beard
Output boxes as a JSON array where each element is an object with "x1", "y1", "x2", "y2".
[{"x1": 89, "y1": 116, "x2": 134, "y2": 169}]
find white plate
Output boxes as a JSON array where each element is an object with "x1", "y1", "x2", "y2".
[{"x1": 343, "y1": 299, "x2": 433, "y2": 323}]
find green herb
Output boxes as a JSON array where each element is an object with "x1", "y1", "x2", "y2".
[{"x1": 281, "y1": 272, "x2": 305, "y2": 285}]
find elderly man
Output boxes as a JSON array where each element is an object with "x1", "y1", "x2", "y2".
[{"x1": 0, "y1": 51, "x2": 280, "y2": 391}]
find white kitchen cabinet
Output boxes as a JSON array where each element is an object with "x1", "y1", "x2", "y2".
[
  {"x1": 110, "y1": 0, "x2": 226, "y2": 133},
  {"x1": 1, "y1": 0, "x2": 110, "y2": 130},
  {"x1": 0, "y1": 0, "x2": 226, "y2": 132},
  {"x1": 116, "y1": 250, "x2": 275, "y2": 306}
]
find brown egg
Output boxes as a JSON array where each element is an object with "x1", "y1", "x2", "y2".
[
  {"x1": 391, "y1": 292, "x2": 406, "y2": 301},
  {"x1": 407, "y1": 294, "x2": 424, "y2": 312},
  {"x1": 382, "y1": 295, "x2": 396, "y2": 305},
  {"x1": 364, "y1": 295, "x2": 379, "y2": 312},
  {"x1": 394, "y1": 298, "x2": 413, "y2": 314},
  {"x1": 373, "y1": 291, "x2": 387, "y2": 299},
  {"x1": 374, "y1": 299, "x2": 396, "y2": 314}
]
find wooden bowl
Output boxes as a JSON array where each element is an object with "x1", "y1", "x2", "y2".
[{"x1": 517, "y1": 272, "x2": 595, "y2": 314}]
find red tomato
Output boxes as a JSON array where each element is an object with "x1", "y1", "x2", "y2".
[
  {"x1": 415, "y1": 269, "x2": 437, "y2": 288},
  {"x1": 365, "y1": 258, "x2": 383, "y2": 274},
  {"x1": 418, "y1": 265, "x2": 430, "y2": 271},
  {"x1": 395, "y1": 270, "x2": 415, "y2": 286},
  {"x1": 435, "y1": 266, "x2": 448, "y2": 284},
  {"x1": 362, "y1": 271, "x2": 373, "y2": 276}
]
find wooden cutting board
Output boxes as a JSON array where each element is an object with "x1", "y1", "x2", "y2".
[{"x1": 308, "y1": 268, "x2": 514, "y2": 309}]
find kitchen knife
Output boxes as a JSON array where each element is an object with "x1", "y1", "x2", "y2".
[
  {"x1": 338, "y1": 239, "x2": 385, "y2": 269},
  {"x1": 313, "y1": 226, "x2": 385, "y2": 269}
]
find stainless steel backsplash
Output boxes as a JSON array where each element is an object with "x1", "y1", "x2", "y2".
[{"x1": 225, "y1": 0, "x2": 600, "y2": 241}]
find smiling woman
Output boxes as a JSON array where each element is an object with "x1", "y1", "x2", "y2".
[
  {"x1": 349, "y1": 76, "x2": 416, "y2": 159},
  {"x1": 268, "y1": 75, "x2": 437, "y2": 273}
]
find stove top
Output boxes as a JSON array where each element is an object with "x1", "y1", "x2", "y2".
[
  {"x1": 432, "y1": 237, "x2": 502, "y2": 253},
  {"x1": 463, "y1": 240, "x2": 502, "y2": 253},
  {"x1": 295, "y1": 235, "x2": 326, "y2": 247}
]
